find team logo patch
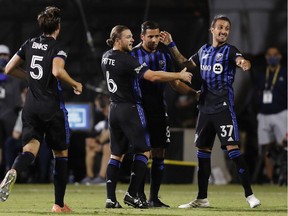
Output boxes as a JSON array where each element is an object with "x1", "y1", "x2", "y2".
[
  {"x1": 213, "y1": 63, "x2": 223, "y2": 74},
  {"x1": 215, "y1": 53, "x2": 223, "y2": 62},
  {"x1": 159, "y1": 60, "x2": 166, "y2": 70}
]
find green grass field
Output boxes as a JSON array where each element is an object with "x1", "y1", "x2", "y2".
[{"x1": 0, "y1": 183, "x2": 286, "y2": 216}]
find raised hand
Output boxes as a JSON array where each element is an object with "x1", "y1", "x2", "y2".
[{"x1": 160, "y1": 31, "x2": 173, "y2": 46}]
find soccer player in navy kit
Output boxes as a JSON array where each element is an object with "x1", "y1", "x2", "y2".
[
  {"x1": 160, "y1": 14, "x2": 261, "y2": 208},
  {"x1": 0, "y1": 7, "x2": 82, "y2": 213},
  {"x1": 131, "y1": 21, "x2": 197, "y2": 208},
  {"x1": 101, "y1": 25, "x2": 192, "y2": 208}
]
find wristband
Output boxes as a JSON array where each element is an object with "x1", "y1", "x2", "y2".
[{"x1": 168, "y1": 41, "x2": 176, "y2": 48}]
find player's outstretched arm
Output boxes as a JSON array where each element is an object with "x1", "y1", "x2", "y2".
[
  {"x1": 160, "y1": 31, "x2": 196, "y2": 70},
  {"x1": 143, "y1": 67, "x2": 192, "y2": 83},
  {"x1": 236, "y1": 57, "x2": 251, "y2": 71}
]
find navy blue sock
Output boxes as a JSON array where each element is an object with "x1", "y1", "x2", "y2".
[
  {"x1": 12, "y1": 152, "x2": 35, "y2": 174},
  {"x1": 128, "y1": 154, "x2": 148, "y2": 197},
  {"x1": 106, "y1": 159, "x2": 121, "y2": 202},
  {"x1": 53, "y1": 157, "x2": 68, "y2": 207},
  {"x1": 150, "y1": 157, "x2": 164, "y2": 201},
  {"x1": 197, "y1": 150, "x2": 211, "y2": 199},
  {"x1": 228, "y1": 149, "x2": 253, "y2": 197}
]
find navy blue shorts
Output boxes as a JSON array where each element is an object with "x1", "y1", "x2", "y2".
[
  {"x1": 109, "y1": 103, "x2": 151, "y2": 156},
  {"x1": 22, "y1": 107, "x2": 70, "y2": 151},
  {"x1": 195, "y1": 108, "x2": 240, "y2": 150}
]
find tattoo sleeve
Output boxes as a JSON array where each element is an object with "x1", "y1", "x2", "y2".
[{"x1": 169, "y1": 46, "x2": 195, "y2": 70}]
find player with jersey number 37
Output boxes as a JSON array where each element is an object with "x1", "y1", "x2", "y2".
[{"x1": 160, "y1": 14, "x2": 260, "y2": 209}]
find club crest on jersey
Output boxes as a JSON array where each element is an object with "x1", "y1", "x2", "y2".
[
  {"x1": 215, "y1": 53, "x2": 223, "y2": 62},
  {"x1": 159, "y1": 60, "x2": 166, "y2": 70},
  {"x1": 213, "y1": 63, "x2": 223, "y2": 74}
]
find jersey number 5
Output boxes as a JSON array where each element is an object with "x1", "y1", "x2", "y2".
[{"x1": 30, "y1": 55, "x2": 43, "y2": 80}]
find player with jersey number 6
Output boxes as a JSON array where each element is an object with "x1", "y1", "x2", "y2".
[
  {"x1": 0, "y1": 6, "x2": 82, "y2": 213},
  {"x1": 101, "y1": 25, "x2": 192, "y2": 209},
  {"x1": 160, "y1": 14, "x2": 261, "y2": 209}
]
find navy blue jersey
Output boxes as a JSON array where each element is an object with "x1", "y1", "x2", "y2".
[
  {"x1": 191, "y1": 43, "x2": 242, "y2": 114},
  {"x1": 256, "y1": 66, "x2": 287, "y2": 114},
  {"x1": 131, "y1": 45, "x2": 173, "y2": 115},
  {"x1": 101, "y1": 49, "x2": 149, "y2": 104},
  {"x1": 17, "y1": 35, "x2": 68, "y2": 114}
]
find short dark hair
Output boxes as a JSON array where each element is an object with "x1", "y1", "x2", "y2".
[
  {"x1": 37, "y1": 6, "x2": 61, "y2": 34},
  {"x1": 106, "y1": 25, "x2": 130, "y2": 47},
  {"x1": 141, "y1": 21, "x2": 159, "y2": 34},
  {"x1": 210, "y1": 14, "x2": 231, "y2": 28}
]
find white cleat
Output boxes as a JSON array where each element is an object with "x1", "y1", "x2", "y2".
[
  {"x1": 178, "y1": 198, "x2": 210, "y2": 208},
  {"x1": 246, "y1": 194, "x2": 261, "y2": 208},
  {"x1": 0, "y1": 169, "x2": 17, "y2": 202}
]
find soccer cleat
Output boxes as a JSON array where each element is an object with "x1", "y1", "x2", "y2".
[
  {"x1": 0, "y1": 169, "x2": 17, "y2": 202},
  {"x1": 149, "y1": 198, "x2": 170, "y2": 208},
  {"x1": 123, "y1": 192, "x2": 146, "y2": 208},
  {"x1": 105, "y1": 199, "x2": 122, "y2": 208},
  {"x1": 178, "y1": 198, "x2": 210, "y2": 208},
  {"x1": 246, "y1": 194, "x2": 261, "y2": 208},
  {"x1": 138, "y1": 193, "x2": 149, "y2": 208},
  {"x1": 51, "y1": 204, "x2": 72, "y2": 212}
]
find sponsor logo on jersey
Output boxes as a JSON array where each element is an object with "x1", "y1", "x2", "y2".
[
  {"x1": 215, "y1": 53, "x2": 223, "y2": 62},
  {"x1": 200, "y1": 64, "x2": 211, "y2": 71},
  {"x1": 57, "y1": 50, "x2": 68, "y2": 58},
  {"x1": 213, "y1": 63, "x2": 223, "y2": 74},
  {"x1": 32, "y1": 42, "x2": 48, "y2": 51},
  {"x1": 134, "y1": 62, "x2": 147, "y2": 74},
  {"x1": 223, "y1": 102, "x2": 227, "y2": 106}
]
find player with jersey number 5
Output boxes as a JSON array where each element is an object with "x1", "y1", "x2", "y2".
[
  {"x1": 160, "y1": 14, "x2": 260, "y2": 209},
  {"x1": 101, "y1": 25, "x2": 192, "y2": 209},
  {"x1": 0, "y1": 6, "x2": 82, "y2": 213}
]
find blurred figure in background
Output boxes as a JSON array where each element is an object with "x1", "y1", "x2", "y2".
[
  {"x1": 254, "y1": 46, "x2": 287, "y2": 184},
  {"x1": 0, "y1": 44, "x2": 23, "y2": 178},
  {"x1": 81, "y1": 94, "x2": 110, "y2": 185}
]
